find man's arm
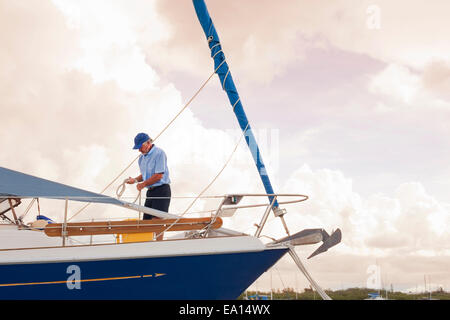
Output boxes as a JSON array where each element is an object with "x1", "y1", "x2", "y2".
[
  {"x1": 126, "y1": 174, "x2": 143, "y2": 184},
  {"x1": 136, "y1": 173, "x2": 163, "y2": 191}
]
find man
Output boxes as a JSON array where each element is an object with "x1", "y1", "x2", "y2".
[{"x1": 126, "y1": 133, "x2": 171, "y2": 239}]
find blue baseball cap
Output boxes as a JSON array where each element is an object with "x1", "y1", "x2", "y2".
[{"x1": 133, "y1": 132, "x2": 150, "y2": 149}]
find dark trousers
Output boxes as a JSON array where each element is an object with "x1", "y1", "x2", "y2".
[{"x1": 143, "y1": 184, "x2": 171, "y2": 220}]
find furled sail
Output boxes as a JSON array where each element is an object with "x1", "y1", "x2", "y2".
[
  {"x1": 193, "y1": 0, "x2": 279, "y2": 208},
  {"x1": 0, "y1": 166, "x2": 123, "y2": 205},
  {"x1": 0, "y1": 167, "x2": 184, "y2": 220}
]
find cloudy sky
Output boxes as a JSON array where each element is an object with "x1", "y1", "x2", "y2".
[{"x1": 1, "y1": 0, "x2": 449, "y2": 293}]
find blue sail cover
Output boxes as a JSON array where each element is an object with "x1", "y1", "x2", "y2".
[
  {"x1": 0, "y1": 167, "x2": 123, "y2": 206},
  {"x1": 193, "y1": 0, "x2": 279, "y2": 207}
]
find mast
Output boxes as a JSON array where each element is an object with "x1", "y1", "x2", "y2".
[{"x1": 192, "y1": 0, "x2": 281, "y2": 211}]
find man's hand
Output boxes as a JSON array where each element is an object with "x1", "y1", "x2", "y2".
[
  {"x1": 134, "y1": 173, "x2": 162, "y2": 192},
  {"x1": 136, "y1": 182, "x2": 146, "y2": 192},
  {"x1": 126, "y1": 177, "x2": 136, "y2": 184}
]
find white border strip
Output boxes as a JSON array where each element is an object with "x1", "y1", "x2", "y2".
[{"x1": 0, "y1": 235, "x2": 268, "y2": 265}]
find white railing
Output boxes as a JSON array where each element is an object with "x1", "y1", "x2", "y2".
[{"x1": 0, "y1": 193, "x2": 308, "y2": 246}]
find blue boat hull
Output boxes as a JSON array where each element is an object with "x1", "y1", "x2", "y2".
[{"x1": 0, "y1": 248, "x2": 288, "y2": 299}]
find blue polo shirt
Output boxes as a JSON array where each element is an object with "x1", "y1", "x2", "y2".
[{"x1": 138, "y1": 145, "x2": 170, "y2": 188}]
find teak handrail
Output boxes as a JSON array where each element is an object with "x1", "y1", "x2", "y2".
[{"x1": 44, "y1": 217, "x2": 222, "y2": 237}]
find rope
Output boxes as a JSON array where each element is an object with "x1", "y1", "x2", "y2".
[
  {"x1": 68, "y1": 60, "x2": 226, "y2": 222},
  {"x1": 275, "y1": 266, "x2": 287, "y2": 291},
  {"x1": 115, "y1": 179, "x2": 140, "y2": 204},
  {"x1": 115, "y1": 180, "x2": 127, "y2": 199}
]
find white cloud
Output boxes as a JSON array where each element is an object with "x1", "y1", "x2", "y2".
[
  {"x1": 247, "y1": 165, "x2": 450, "y2": 291},
  {"x1": 52, "y1": 0, "x2": 162, "y2": 93},
  {"x1": 369, "y1": 63, "x2": 450, "y2": 111},
  {"x1": 369, "y1": 64, "x2": 421, "y2": 104},
  {"x1": 145, "y1": 0, "x2": 450, "y2": 87},
  {"x1": 422, "y1": 61, "x2": 450, "y2": 100},
  {"x1": 281, "y1": 166, "x2": 450, "y2": 255},
  {"x1": 0, "y1": 0, "x2": 265, "y2": 223}
]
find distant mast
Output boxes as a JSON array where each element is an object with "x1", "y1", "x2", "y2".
[{"x1": 424, "y1": 274, "x2": 427, "y2": 294}]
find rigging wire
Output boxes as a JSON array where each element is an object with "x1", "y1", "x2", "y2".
[
  {"x1": 274, "y1": 265, "x2": 287, "y2": 291},
  {"x1": 153, "y1": 122, "x2": 249, "y2": 239},
  {"x1": 68, "y1": 60, "x2": 226, "y2": 222},
  {"x1": 18, "y1": 198, "x2": 36, "y2": 221}
]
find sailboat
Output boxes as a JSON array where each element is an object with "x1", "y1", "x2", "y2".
[{"x1": 0, "y1": 0, "x2": 341, "y2": 300}]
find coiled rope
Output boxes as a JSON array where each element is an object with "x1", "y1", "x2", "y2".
[{"x1": 115, "y1": 179, "x2": 140, "y2": 203}]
